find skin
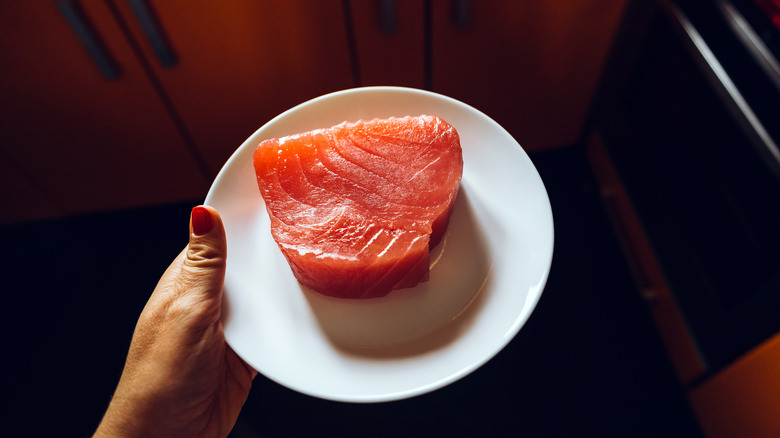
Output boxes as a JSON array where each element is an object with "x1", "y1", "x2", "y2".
[{"x1": 94, "y1": 206, "x2": 256, "y2": 438}]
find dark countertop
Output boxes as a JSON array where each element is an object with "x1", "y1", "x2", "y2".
[{"x1": 0, "y1": 146, "x2": 703, "y2": 437}]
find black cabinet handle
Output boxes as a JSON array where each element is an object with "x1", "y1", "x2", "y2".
[
  {"x1": 452, "y1": 0, "x2": 470, "y2": 29},
  {"x1": 58, "y1": 0, "x2": 122, "y2": 80},
  {"x1": 378, "y1": 0, "x2": 397, "y2": 35},
  {"x1": 126, "y1": 0, "x2": 177, "y2": 67}
]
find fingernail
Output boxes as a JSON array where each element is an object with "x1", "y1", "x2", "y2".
[{"x1": 191, "y1": 206, "x2": 214, "y2": 236}]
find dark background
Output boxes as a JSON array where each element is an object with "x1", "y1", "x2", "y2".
[{"x1": 0, "y1": 146, "x2": 703, "y2": 437}]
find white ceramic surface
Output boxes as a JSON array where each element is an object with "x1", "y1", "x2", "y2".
[{"x1": 204, "y1": 87, "x2": 554, "y2": 403}]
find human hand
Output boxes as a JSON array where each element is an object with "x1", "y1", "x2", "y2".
[{"x1": 94, "y1": 205, "x2": 256, "y2": 438}]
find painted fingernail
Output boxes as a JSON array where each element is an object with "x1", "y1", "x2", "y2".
[{"x1": 191, "y1": 206, "x2": 214, "y2": 236}]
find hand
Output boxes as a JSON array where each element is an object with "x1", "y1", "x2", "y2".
[{"x1": 94, "y1": 206, "x2": 256, "y2": 438}]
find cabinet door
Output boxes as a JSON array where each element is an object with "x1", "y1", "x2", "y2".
[
  {"x1": 0, "y1": 154, "x2": 64, "y2": 225},
  {"x1": 113, "y1": 0, "x2": 356, "y2": 176},
  {"x1": 349, "y1": 0, "x2": 426, "y2": 88},
  {"x1": 430, "y1": 0, "x2": 627, "y2": 151},
  {"x1": 0, "y1": 0, "x2": 209, "y2": 224}
]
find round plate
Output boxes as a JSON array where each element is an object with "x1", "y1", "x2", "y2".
[{"x1": 205, "y1": 87, "x2": 554, "y2": 403}]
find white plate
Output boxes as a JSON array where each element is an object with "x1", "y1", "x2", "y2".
[{"x1": 205, "y1": 87, "x2": 554, "y2": 403}]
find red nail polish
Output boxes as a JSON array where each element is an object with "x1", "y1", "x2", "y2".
[{"x1": 191, "y1": 206, "x2": 214, "y2": 236}]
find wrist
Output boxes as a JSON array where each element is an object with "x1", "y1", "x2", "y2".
[{"x1": 93, "y1": 392, "x2": 160, "y2": 438}]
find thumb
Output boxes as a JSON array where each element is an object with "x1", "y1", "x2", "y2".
[{"x1": 177, "y1": 205, "x2": 227, "y2": 303}]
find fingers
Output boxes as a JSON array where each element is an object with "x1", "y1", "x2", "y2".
[{"x1": 176, "y1": 205, "x2": 228, "y2": 303}]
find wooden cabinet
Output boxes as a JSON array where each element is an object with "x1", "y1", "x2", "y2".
[
  {"x1": 689, "y1": 332, "x2": 780, "y2": 438},
  {"x1": 0, "y1": 0, "x2": 209, "y2": 224},
  {"x1": 429, "y1": 0, "x2": 627, "y2": 151},
  {"x1": 0, "y1": 0, "x2": 353, "y2": 225},
  {"x1": 0, "y1": 154, "x2": 63, "y2": 225},
  {"x1": 351, "y1": 0, "x2": 627, "y2": 152},
  {"x1": 1, "y1": 1, "x2": 627, "y2": 225},
  {"x1": 112, "y1": 0, "x2": 354, "y2": 176},
  {"x1": 349, "y1": 0, "x2": 426, "y2": 88}
]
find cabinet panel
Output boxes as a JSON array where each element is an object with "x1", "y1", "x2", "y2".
[
  {"x1": 0, "y1": 154, "x2": 63, "y2": 225},
  {"x1": 690, "y1": 332, "x2": 780, "y2": 438},
  {"x1": 349, "y1": 0, "x2": 426, "y2": 88},
  {"x1": 431, "y1": 0, "x2": 627, "y2": 151},
  {"x1": 0, "y1": 0, "x2": 208, "y2": 223},
  {"x1": 115, "y1": 0, "x2": 356, "y2": 175}
]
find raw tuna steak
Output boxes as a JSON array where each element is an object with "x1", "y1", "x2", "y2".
[{"x1": 253, "y1": 115, "x2": 463, "y2": 299}]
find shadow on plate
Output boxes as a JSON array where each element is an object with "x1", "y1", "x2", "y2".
[{"x1": 301, "y1": 187, "x2": 493, "y2": 359}]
